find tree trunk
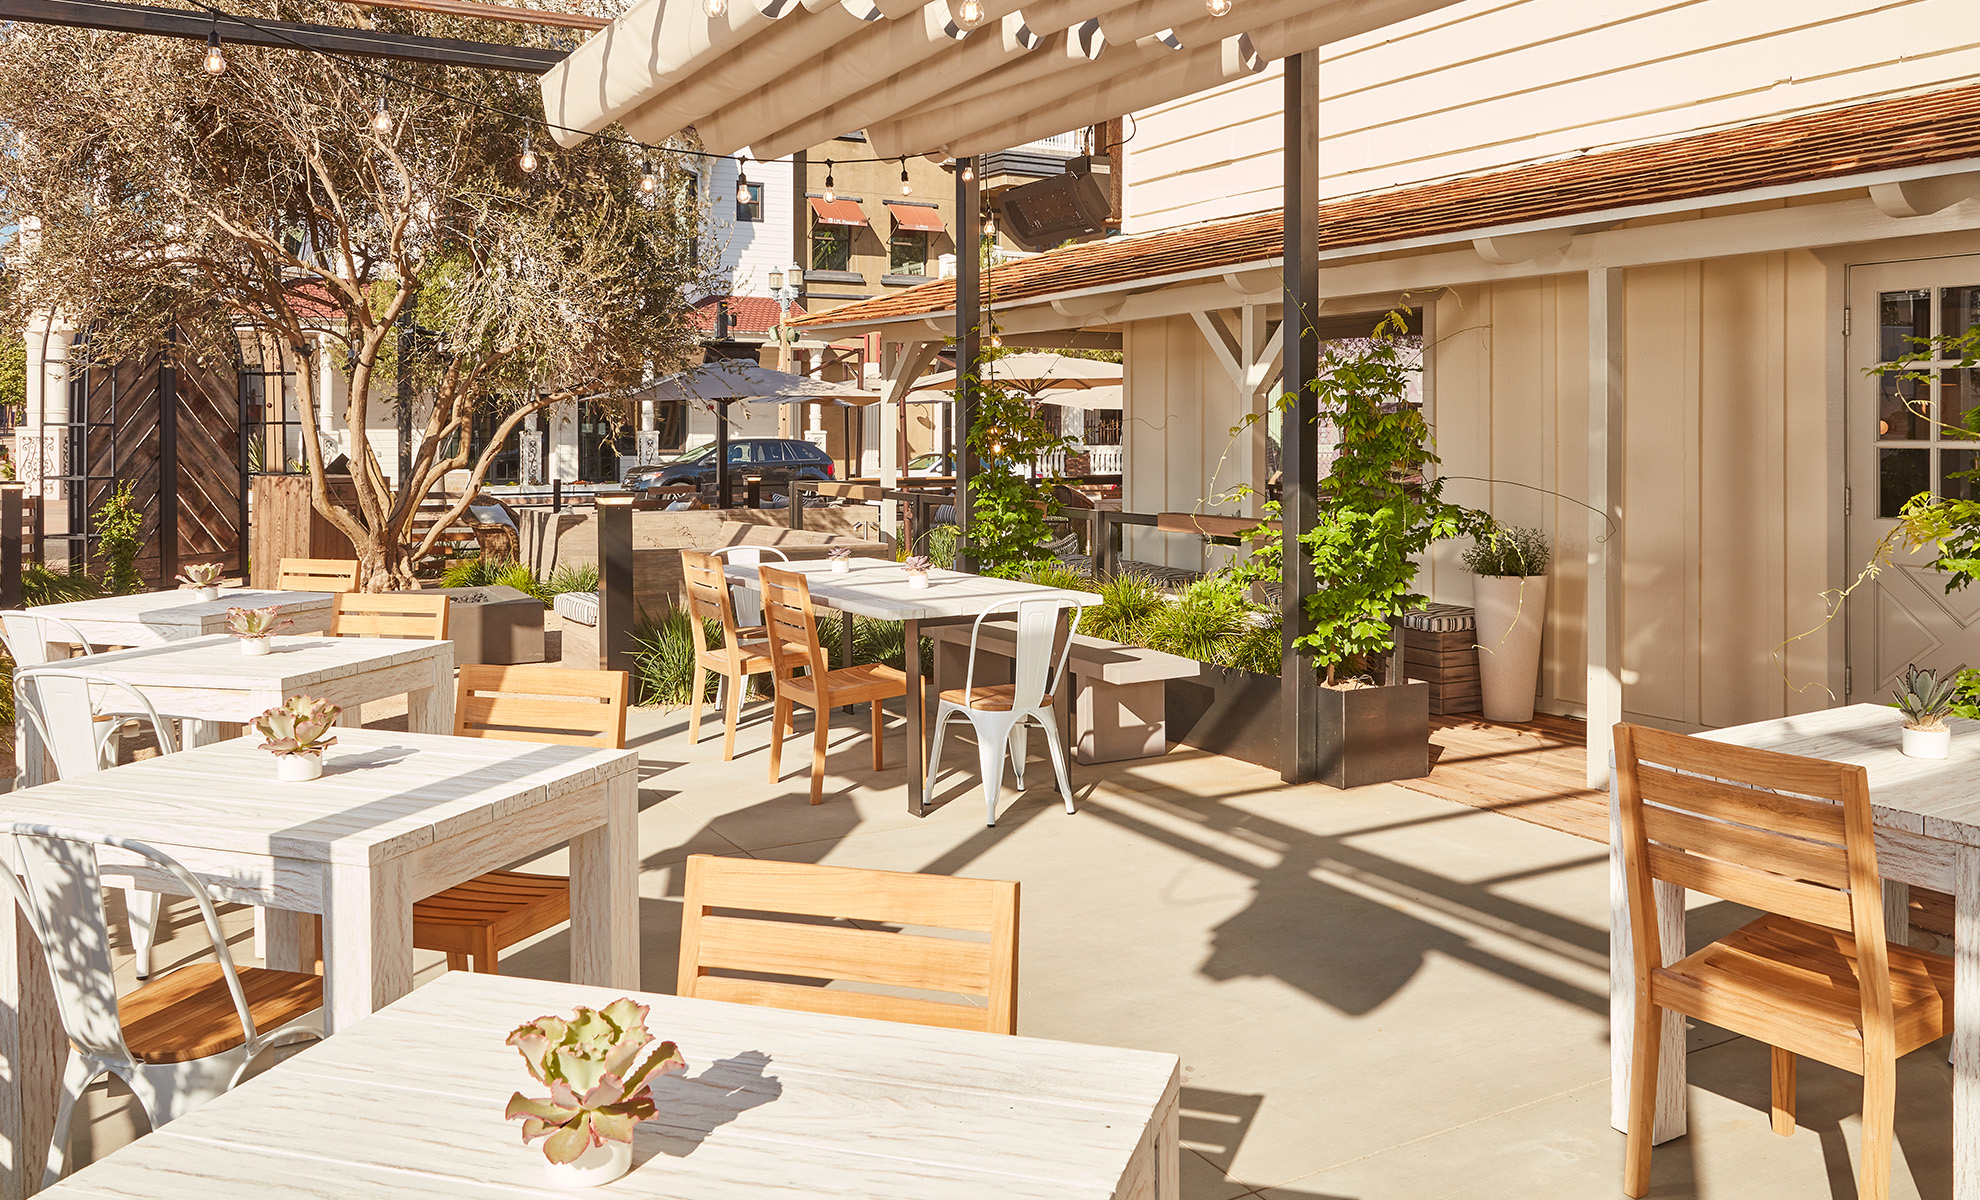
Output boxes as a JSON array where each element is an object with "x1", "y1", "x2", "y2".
[{"x1": 353, "y1": 532, "x2": 417, "y2": 593}]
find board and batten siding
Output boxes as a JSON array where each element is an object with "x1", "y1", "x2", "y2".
[{"x1": 1122, "y1": 0, "x2": 1980, "y2": 232}]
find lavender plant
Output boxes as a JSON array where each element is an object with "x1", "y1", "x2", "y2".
[{"x1": 504, "y1": 998, "x2": 688, "y2": 1165}]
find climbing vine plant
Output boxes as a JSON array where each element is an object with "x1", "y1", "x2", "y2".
[{"x1": 964, "y1": 356, "x2": 1073, "y2": 577}]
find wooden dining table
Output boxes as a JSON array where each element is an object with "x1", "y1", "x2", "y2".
[
  {"x1": 1608, "y1": 703, "x2": 1980, "y2": 1196},
  {"x1": 29, "y1": 588, "x2": 334, "y2": 649},
  {"x1": 36, "y1": 971, "x2": 1181, "y2": 1199},
  {"x1": 0, "y1": 728, "x2": 640, "y2": 1200},
  {"x1": 722, "y1": 557, "x2": 1100, "y2": 816}
]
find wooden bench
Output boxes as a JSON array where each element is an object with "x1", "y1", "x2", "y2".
[{"x1": 928, "y1": 623, "x2": 1199, "y2": 764}]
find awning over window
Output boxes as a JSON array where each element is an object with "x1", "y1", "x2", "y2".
[
  {"x1": 885, "y1": 203, "x2": 946, "y2": 234},
  {"x1": 808, "y1": 197, "x2": 868, "y2": 227}
]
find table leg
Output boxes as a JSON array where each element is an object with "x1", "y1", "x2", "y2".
[
  {"x1": 1608, "y1": 768, "x2": 1687, "y2": 1143},
  {"x1": 263, "y1": 909, "x2": 314, "y2": 974},
  {"x1": 1956, "y1": 846, "x2": 1980, "y2": 1198},
  {"x1": 323, "y1": 859, "x2": 411, "y2": 1034},
  {"x1": 0, "y1": 893, "x2": 62, "y2": 1200},
  {"x1": 407, "y1": 647, "x2": 456, "y2": 735},
  {"x1": 569, "y1": 768, "x2": 639, "y2": 989},
  {"x1": 1883, "y1": 880, "x2": 1913, "y2": 950},
  {"x1": 840, "y1": 611, "x2": 854, "y2": 715},
  {"x1": 905, "y1": 617, "x2": 925, "y2": 817},
  {"x1": 15, "y1": 712, "x2": 47, "y2": 790}
]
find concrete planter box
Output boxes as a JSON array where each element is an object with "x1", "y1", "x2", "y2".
[{"x1": 1165, "y1": 665, "x2": 1430, "y2": 788}]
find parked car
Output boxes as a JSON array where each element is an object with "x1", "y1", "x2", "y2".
[
  {"x1": 905, "y1": 452, "x2": 955, "y2": 477},
  {"x1": 621, "y1": 438, "x2": 835, "y2": 495}
]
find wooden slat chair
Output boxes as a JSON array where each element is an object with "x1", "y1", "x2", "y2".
[
  {"x1": 1617, "y1": 723, "x2": 1954, "y2": 1200},
  {"x1": 409, "y1": 665, "x2": 629, "y2": 973},
  {"x1": 681, "y1": 550, "x2": 776, "y2": 761},
  {"x1": 759, "y1": 566, "x2": 908, "y2": 805},
  {"x1": 327, "y1": 592, "x2": 450, "y2": 640},
  {"x1": 676, "y1": 853, "x2": 1018, "y2": 1034},
  {"x1": 276, "y1": 558, "x2": 360, "y2": 593}
]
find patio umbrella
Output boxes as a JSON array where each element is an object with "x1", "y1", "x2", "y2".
[
  {"x1": 912, "y1": 353, "x2": 1121, "y2": 392},
  {"x1": 643, "y1": 361, "x2": 879, "y2": 403}
]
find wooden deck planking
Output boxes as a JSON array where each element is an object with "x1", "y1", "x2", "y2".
[{"x1": 1397, "y1": 714, "x2": 1609, "y2": 843}]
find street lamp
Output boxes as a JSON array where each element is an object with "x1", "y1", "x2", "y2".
[{"x1": 768, "y1": 262, "x2": 803, "y2": 370}]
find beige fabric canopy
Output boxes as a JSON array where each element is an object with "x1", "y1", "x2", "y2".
[
  {"x1": 540, "y1": 0, "x2": 1461, "y2": 159},
  {"x1": 913, "y1": 351, "x2": 1121, "y2": 389}
]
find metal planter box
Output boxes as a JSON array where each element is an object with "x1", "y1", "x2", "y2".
[{"x1": 1165, "y1": 665, "x2": 1430, "y2": 789}]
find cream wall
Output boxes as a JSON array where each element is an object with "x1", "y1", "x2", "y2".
[{"x1": 1123, "y1": 0, "x2": 1980, "y2": 232}]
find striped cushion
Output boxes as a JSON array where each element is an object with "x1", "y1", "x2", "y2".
[
  {"x1": 553, "y1": 589, "x2": 599, "y2": 627},
  {"x1": 1403, "y1": 603, "x2": 1475, "y2": 633}
]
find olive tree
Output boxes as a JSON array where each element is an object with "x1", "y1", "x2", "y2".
[{"x1": 0, "y1": 7, "x2": 705, "y2": 588}]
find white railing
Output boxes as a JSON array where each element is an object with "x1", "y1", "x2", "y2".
[
  {"x1": 1017, "y1": 131, "x2": 1084, "y2": 154},
  {"x1": 1030, "y1": 443, "x2": 1121, "y2": 477}
]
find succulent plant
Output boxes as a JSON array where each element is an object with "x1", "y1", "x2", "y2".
[
  {"x1": 251, "y1": 694, "x2": 341, "y2": 756},
  {"x1": 828, "y1": 546, "x2": 852, "y2": 561},
  {"x1": 176, "y1": 562, "x2": 225, "y2": 588},
  {"x1": 226, "y1": 605, "x2": 289, "y2": 639},
  {"x1": 1893, "y1": 664, "x2": 1960, "y2": 732},
  {"x1": 903, "y1": 555, "x2": 931, "y2": 575},
  {"x1": 505, "y1": 998, "x2": 688, "y2": 1165}
]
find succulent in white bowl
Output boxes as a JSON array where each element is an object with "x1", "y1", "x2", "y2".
[
  {"x1": 176, "y1": 562, "x2": 226, "y2": 601},
  {"x1": 251, "y1": 695, "x2": 341, "y2": 781},
  {"x1": 505, "y1": 998, "x2": 688, "y2": 1188},
  {"x1": 226, "y1": 605, "x2": 288, "y2": 655},
  {"x1": 1894, "y1": 664, "x2": 1959, "y2": 760},
  {"x1": 903, "y1": 555, "x2": 931, "y2": 590}
]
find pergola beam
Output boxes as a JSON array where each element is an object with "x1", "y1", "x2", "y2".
[
  {"x1": 1280, "y1": 48, "x2": 1321, "y2": 784},
  {"x1": 333, "y1": 0, "x2": 610, "y2": 32},
  {"x1": 0, "y1": 0, "x2": 569, "y2": 72}
]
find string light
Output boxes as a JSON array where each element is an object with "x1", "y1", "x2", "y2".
[
  {"x1": 639, "y1": 160, "x2": 659, "y2": 194},
  {"x1": 961, "y1": 162, "x2": 974, "y2": 183},
  {"x1": 899, "y1": 159, "x2": 911, "y2": 196},
  {"x1": 518, "y1": 134, "x2": 538, "y2": 174},
  {"x1": 735, "y1": 157, "x2": 751, "y2": 204},
  {"x1": 370, "y1": 96, "x2": 393, "y2": 133},
  {"x1": 703, "y1": 0, "x2": 727, "y2": 15},
  {"x1": 953, "y1": 0, "x2": 986, "y2": 30},
  {"x1": 822, "y1": 161, "x2": 836, "y2": 204},
  {"x1": 202, "y1": 27, "x2": 228, "y2": 76},
  {"x1": 1205, "y1": 0, "x2": 1233, "y2": 13}
]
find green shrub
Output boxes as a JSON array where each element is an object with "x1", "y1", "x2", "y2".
[
  {"x1": 440, "y1": 556, "x2": 599, "y2": 607},
  {"x1": 1081, "y1": 573, "x2": 1166, "y2": 645},
  {"x1": 547, "y1": 562, "x2": 600, "y2": 596},
  {"x1": 93, "y1": 482, "x2": 144, "y2": 595},
  {"x1": 629, "y1": 609, "x2": 721, "y2": 706},
  {"x1": 1017, "y1": 560, "x2": 1094, "y2": 594},
  {"x1": 1461, "y1": 523, "x2": 1551, "y2": 577},
  {"x1": 923, "y1": 525, "x2": 960, "y2": 569},
  {"x1": 22, "y1": 564, "x2": 100, "y2": 606}
]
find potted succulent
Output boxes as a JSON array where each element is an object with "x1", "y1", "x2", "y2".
[
  {"x1": 505, "y1": 997, "x2": 688, "y2": 1188},
  {"x1": 251, "y1": 694, "x2": 341, "y2": 781},
  {"x1": 828, "y1": 546, "x2": 852, "y2": 574},
  {"x1": 1894, "y1": 664, "x2": 1959, "y2": 759},
  {"x1": 177, "y1": 562, "x2": 226, "y2": 602},
  {"x1": 227, "y1": 605, "x2": 288, "y2": 655},
  {"x1": 1462, "y1": 523, "x2": 1552, "y2": 723},
  {"x1": 903, "y1": 554, "x2": 932, "y2": 590}
]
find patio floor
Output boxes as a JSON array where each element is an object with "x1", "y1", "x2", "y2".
[{"x1": 71, "y1": 698, "x2": 1957, "y2": 1198}]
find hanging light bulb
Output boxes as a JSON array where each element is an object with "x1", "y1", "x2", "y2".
[
  {"x1": 703, "y1": 0, "x2": 727, "y2": 17},
  {"x1": 639, "y1": 159, "x2": 659, "y2": 194},
  {"x1": 519, "y1": 134, "x2": 538, "y2": 174},
  {"x1": 1205, "y1": 0, "x2": 1233, "y2": 14},
  {"x1": 961, "y1": 161, "x2": 974, "y2": 183},
  {"x1": 735, "y1": 156, "x2": 751, "y2": 205},
  {"x1": 953, "y1": 0, "x2": 986, "y2": 30},
  {"x1": 822, "y1": 161, "x2": 836, "y2": 204},
  {"x1": 201, "y1": 28, "x2": 227, "y2": 76},
  {"x1": 989, "y1": 334, "x2": 1003, "y2": 348},
  {"x1": 899, "y1": 159, "x2": 912, "y2": 196},
  {"x1": 370, "y1": 96, "x2": 393, "y2": 134}
]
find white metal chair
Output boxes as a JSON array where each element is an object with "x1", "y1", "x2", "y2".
[
  {"x1": 708, "y1": 545, "x2": 789, "y2": 627},
  {"x1": 927, "y1": 597, "x2": 1084, "y2": 826},
  {"x1": 15, "y1": 668, "x2": 181, "y2": 980},
  {"x1": 0, "y1": 610, "x2": 147, "y2": 772},
  {"x1": 2, "y1": 823, "x2": 322, "y2": 1188}
]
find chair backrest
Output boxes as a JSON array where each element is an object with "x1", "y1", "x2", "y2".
[
  {"x1": 676, "y1": 854, "x2": 1019, "y2": 1034},
  {"x1": 276, "y1": 558, "x2": 360, "y2": 593},
  {"x1": 328, "y1": 592, "x2": 450, "y2": 640},
  {"x1": 453, "y1": 664, "x2": 628, "y2": 748},
  {"x1": 963, "y1": 597, "x2": 1083, "y2": 710},
  {"x1": 681, "y1": 550, "x2": 747, "y2": 665},
  {"x1": 758, "y1": 566, "x2": 829, "y2": 683},
  {"x1": 3, "y1": 824, "x2": 262, "y2": 1066},
  {"x1": 709, "y1": 545, "x2": 789, "y2": 566},
  {"x1": 0, "y1": 610, "x2": 96, "y2": 667},
  {"x1": 14, "y1": 668, "x2": 178, "y2": 780},
  {"x1": 1614, "y1": 722, "x2": 1891, "y2": 1034}
]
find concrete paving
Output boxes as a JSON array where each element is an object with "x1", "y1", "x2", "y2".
[{"x1": 64, "y1": 697, "x2": 1956, "y2": 1197}]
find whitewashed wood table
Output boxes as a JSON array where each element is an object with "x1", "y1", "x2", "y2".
[
  {"x1": 15, "y1": 634, "x2": 456, "y2": 788},
  {"x1": 0, "y1": 729, "x2": 640, "y2": 1200},
  {"x1": 723, "y1": 557, "x2": 1100, "y2": 816},
  {"x1": 1608, "y1": 703, "x2": 1980, "y2": 1194},
  {"x1": 38, "y1": 971, "x2": 1181, "y2": 1200},
  {"x1": 29, "y1": 588, "x2": 334, "y2": 649}
]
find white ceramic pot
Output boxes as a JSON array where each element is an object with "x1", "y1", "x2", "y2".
[
  {"x1": 277, "y1": 753, "x2": 323, "y2": 782},
  {"x1": 830, "y1": 560, "x2": 850, "y2": 574},
  {"x1": 542, "y1": 1140, "x2": 633, "y2": 1189},
  {"x1": 195, "y1": 586, "x2": 221, "y2": 602},
  {"x1": 1471, "y1": 573, "x2": 1548, "y2": 724},
  {"x1": 241, "y1": 637, "x2": 271, "y2": 657},
  {"x1": 907, "y1": 574, "x2": 930, "y2": 590},
  {"x1": 1903, "y1": 725, "x2": 1951, "y2": 760}
]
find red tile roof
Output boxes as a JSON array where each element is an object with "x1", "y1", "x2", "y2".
[
  {"x1": 799, "y1": 82, "x2": 1980, "y2": 329},
  {"x1": 692, "y1": 295, "x2": 804, "y2": 338}
]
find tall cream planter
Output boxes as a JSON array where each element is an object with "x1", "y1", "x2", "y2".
[{"x1": 1472, "y1": 574, "x2": 1547, "y2": 723}]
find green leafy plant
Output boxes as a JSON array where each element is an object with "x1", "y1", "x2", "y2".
[
  {"x1": 1893, "y1": 664, "x2": 1958, "y2": 731},
  {"x1": 923, "y1": 524, "x2": 960, "y2": 569},
  {"x1": 1461, "y1": 523, "x2": 1551, "y2": 577},
  {"x1": 22, "y1": 564, "x2": 100, "y2": 606},
  {"x1": 629, "y1": 609, "x2": 722, "y2": 706},
  {"x1": 92, "y1": 481, "x2": 144, "y2": 595},
  {"x1": 1081, "y1": 572, "x2": 1166, "y2": 645},
  {"x1": 964, "y1": 354, "x2": 1072, "y2": 577},
  {"x1": 547, "y1": 561, "x2": 602, "y2": 596},
  {"x1": 1016, "y1": 560, "x2": 1093, "y2": 594},
  {"x1": 250, "y1": 695, "x2": 341, "y2": 756},
  {"x1": 504, "y1": 998, "x2": 687, "y2": 1166}
]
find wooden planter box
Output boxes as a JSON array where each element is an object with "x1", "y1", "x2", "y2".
[
  {"x1": 1402, "y1": 604, "x2": 1481, "y2": 716},
  {"x1": 1165, "y1": 664, "x2": 1431, "y2": 788}
]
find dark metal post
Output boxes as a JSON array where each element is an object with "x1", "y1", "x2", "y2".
[
  {"x1": 1280, "y1": 49, "x2": 1323, "y2": 785},
  {"x1": 596, "y1": 492, "x2": 636, "y2": 675},
  {"x1": 552, "y1": 478, "x2": 562, "y2": 512},
  {"x1": 0, "y1": 483, "x2": 23, "y2": 608},
  {"x1": 714, "y1": 401, "x2": 733, "y2": 510},
  {"x1": 235, "y1": 364, "x2": 250, "y2": 577},
  {"x1": 954, "y1": 156, "x2": 981, "y2": 573},
  {"x1": 157, "y1": 332, "x2": 181, "y2": 585}
]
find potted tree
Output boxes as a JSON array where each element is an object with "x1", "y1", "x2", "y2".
[{"x1": 1463, "y1": 523, "x2": 1551, "y2": 722}]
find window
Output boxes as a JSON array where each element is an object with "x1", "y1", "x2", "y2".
[
  {"x1": 756, "y1": 442, "x2": 787, "y2": 463},
  {"x1": 736, "y1": 182, "x2": 764, "y2": 222},
  {"x1": 1875, "y1": 285, "x2": 1980, "y2": 516},
  {"x1": 889, "y1": 226, "x2": 927, "y2": 276},
  {"x1": 812, "y1": 225, "x2": 852, "y2": 271},
  {"x1": 680, "y1": 173, "x2": 701, "y2": 271}
]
